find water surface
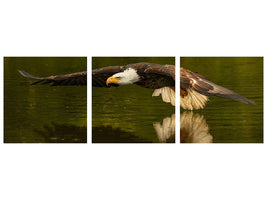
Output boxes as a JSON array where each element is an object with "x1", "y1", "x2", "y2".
[{"x1": 4, "y1": 57, "x2": 87, "y2": 143}]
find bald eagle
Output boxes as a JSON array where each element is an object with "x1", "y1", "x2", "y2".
[
  {"x1": 180, "y1": 68, "x2": 256, "y2": 110},
  {"x1": 93, "y1": 62, "x2": 175, "y2": 106},
  {"x1": 18, "y1": 62, "x2": 175, "y2": 106}
]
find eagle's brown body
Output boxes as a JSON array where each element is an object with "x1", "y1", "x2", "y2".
[{"x1": 180, "y1": 68, "x2": 256, "y2": 110}]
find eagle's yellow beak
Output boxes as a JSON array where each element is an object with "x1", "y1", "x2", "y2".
[{"x1": 106, "y1": 76, "x2": 120, "y2": 86}]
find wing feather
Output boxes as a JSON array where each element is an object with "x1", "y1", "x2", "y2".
[
  {"x1": 143, "y1": 63, "x2": 175, "y2": 80},
  {"x1": 180, "y1": 68, "x2": 256, "y2": 105},
  {"x1": 193, "y1": 79, "x2": 256, "y2": 105},
  {"x1": 18, "y1": 70, "x2": 87, "y2": 86}
]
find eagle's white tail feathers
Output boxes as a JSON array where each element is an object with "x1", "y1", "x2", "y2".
[
  {"x1": 180, "y1": 88, "x2": 208, "y2": 110},
  {"x1": 152, "y1": 87, "x2": 175, "y2": 106}
]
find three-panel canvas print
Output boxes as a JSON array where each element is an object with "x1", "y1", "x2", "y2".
[{"x1": 3, "y1": 57, "x2": 263, "y2": 143}]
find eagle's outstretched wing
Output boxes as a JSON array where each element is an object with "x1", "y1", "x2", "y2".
[
  {"x1": 18, "y1": 70, "x2": 87, "y2": 86},
  {"x1": 180, "y1": 68, "x2": 256, "y2": 105}
]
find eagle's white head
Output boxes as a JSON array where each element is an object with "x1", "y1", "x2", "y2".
[{"x1": 106, "y1": 68, "x2": 140, "y2": 86}]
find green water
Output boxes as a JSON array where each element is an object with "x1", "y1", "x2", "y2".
[
  {"x1": 92, "y1": 57, "x2": 175, "y2": 143},
  {"x1": 180, "y1": 57, "x2": 263, "y2": 143},
  {"x1": 4, "y1": 57, "x2": 87, "y2": 143}
]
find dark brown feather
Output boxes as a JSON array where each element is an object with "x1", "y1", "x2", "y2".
[
  {"x1": 18, "y1": 70, "x2": 87, "y2": 86},
  {"x1": 180, "y1": 68, "x2": 256, "y2": 105}
]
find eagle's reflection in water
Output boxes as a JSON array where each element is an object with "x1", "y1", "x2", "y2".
[
  {"x1": 180, "y1": 111, "x2": 212, "y2": 143},
  {"x1": 153, "y1": 114, "x2": 175, "y2": 143}
]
